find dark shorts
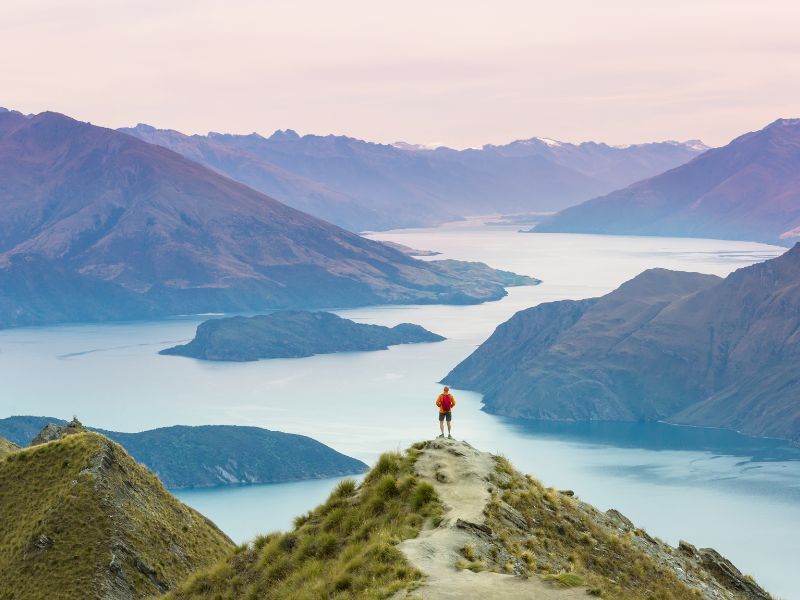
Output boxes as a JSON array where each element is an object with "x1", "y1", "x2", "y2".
[{"x1": 438, "y1": 411, "x2": 452, "y2": 422}]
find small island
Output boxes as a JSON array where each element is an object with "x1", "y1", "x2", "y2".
[
  {"x1": 0, "y1": 416, "x2": 368, "y2": 489},
  {"x1": 160, "y1": 310, "x2": 446, "y2": 362}
]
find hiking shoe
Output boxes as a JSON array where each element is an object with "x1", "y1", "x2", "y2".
[
  {"x1": 447, "y1": 434, "x2": 453, "y2": 439},
  {"x1": 437, "y1": 434, "x2": 445, "y2": 438}
]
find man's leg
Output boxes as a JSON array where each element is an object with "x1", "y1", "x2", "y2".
[
  {"x1": 439, "y1": 415, "x2": 444, "y2": 436},
  {"x1": 447, "y1": 414, "x2": 452, "y2": 437}
]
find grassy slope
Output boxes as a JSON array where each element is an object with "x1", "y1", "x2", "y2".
[
  {"x1": 0, "y1": 436, "x2": 19, "y2": 459},
  {"x1": 0, "y1": 432, "x2": 234, "y2": 599},
  {"x1": 167, "y1": 449, "x2": 442, "y2": 599},
  {"x1": 487, "y1": 455, "x2": 710, "y2": 599}
]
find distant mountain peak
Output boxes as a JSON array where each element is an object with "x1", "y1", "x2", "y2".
[
  {"x1": 391, "y1": 140, "x2": 443, "y2": 151},
  {"x1": 767, "y1": 117, "x2": 800, "y2": 129},
  {"x1": 534, "y1": 136, "x2": 564, "y2": 147},
  {"x1": 269, "y1": 128, "x2": 301, "y2": 140}
]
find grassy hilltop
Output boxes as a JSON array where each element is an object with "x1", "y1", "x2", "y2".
[
  {"x1": 0, "y1": 432, "x2": 233, "y2": 599},
  {"x1": 166, "y1": 440, "x2": 770, "y2": 600}
]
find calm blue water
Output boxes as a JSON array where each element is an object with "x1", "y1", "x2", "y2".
[{"x1": 1, "y1": 222, "x2": 796, "y2": 598}]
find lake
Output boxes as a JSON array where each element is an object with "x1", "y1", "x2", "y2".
[{"x1": 1, "y1": 221, "x2": 797, "y2": 598}]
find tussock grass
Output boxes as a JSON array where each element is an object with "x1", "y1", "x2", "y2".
[
  {"x1": 455, "y1": 559, "x2": 486, "y2": 573},
  {"x1": 544, "y1": 572, "x2": 586, "y2": 587},
  {"x1": 0, "y1": 436, "x2": 19, "y2": 459},
  {"x1": 0, "y1": 432, "x2": 232, "y2": 599},
  {"x1": 486, "y1": 455, "x2": 704, "y2": 600},
  {"x1": 168, "y1": 449, "x2": 443, "y2": 599}
]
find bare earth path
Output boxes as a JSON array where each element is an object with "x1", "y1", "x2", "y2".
[{"x1": 394, "y1": 438, "x2": 588, "y2": 599}]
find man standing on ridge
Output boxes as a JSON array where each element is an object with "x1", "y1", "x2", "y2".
[{"x1": 436, "y1": 386, "x2": 456, "y2": 439}]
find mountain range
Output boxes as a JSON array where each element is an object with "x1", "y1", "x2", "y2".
[
  {"x1": 0, "y1": 109, "x2": 534, "y2": 329},
  {"x1": 122, "y1": 122, "x2": 706, "y2": 231},
  {"x1": 445, "y1": 246, "x2": 800, "y2": 445},
  {"x1": 535, "y1": 118, "x2": 800, "y2": 246}
]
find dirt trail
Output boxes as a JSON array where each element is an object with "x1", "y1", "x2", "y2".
[{"x1": 394, "y1": 438, "x2": 587, "y2": 599}]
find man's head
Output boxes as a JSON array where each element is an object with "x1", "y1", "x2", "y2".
[{"x1": 443, "y1": 386, "x2": 449, "y2": 393}]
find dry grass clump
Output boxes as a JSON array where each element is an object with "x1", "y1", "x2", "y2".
[
  {"x1": 0, "y1": 436, "x2": 19, "y2": 459},
  {"x1": 0, "y1": 432, "x2": 232, "y2": 599},
  {"x1": 485, "y1": 456, "x2": 703, "y2": 600},
  {"x1": 169, "y1": 449, "x2": 443, "y2": 599}
]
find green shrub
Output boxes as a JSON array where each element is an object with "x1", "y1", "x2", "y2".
[{"x1": 411, "y1": 482, "x2": 436, "y2": 509}]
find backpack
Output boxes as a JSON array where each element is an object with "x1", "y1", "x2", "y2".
[{"x1": 440, "y1": 394, "x2": 453, "y2": 412}]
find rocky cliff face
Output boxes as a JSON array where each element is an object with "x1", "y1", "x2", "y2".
[
  {"x1": 0, "y1": 431, "x2": 234, "y2": 599},
  {"x1": 446, "y1": 246, "x2": 800, "y2": 443},
  {"x1": 535, "y1": 118, "x2": 800, "y2": 246}
]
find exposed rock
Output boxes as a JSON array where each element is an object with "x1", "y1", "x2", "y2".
[
  {"x1": 398, "y1": 439, "x2": 772, "y2": 600},
  {"x1": 698, "y1": 548, "x2": 770, "y2": 600},
  {"x1": 30, "y1": 417, "x2": 86, "y2": 446}
]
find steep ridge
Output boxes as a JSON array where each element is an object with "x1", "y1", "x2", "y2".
[
  {"x1": 0, "y1": 431, "x2": 234, "y2": 599},
  {"x1": 0, "y1": 416, "x2": 368, "y2": 489},
  {"x1": 0, "y1": 110, "x2": 534, "y2": 329},
  {"x1": 396, "y1": 439, "x2": 769, "y2": 600},
  {"x1": 535, "y1": 118, "x2": 800, "y2": 246},
  {"x1": 167, "y1": 439, "x2": 770, "y2": 599},
  {"x1": 123, "y1": 124, "x2": 705, "y2": 231},
  {"x1": 445, "y1": 246, "x2": 800, "y2": 442},
  {"x1": 159, "y1": 310, "x2": 445, "y2": 361}
]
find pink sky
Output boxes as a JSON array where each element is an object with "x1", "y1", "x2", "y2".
[{"x1": 3, "y1": 0, "x2": 799, "y2": 147}]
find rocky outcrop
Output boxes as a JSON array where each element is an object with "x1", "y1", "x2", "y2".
[
  {"x1": 400, "y1": 439, "x2": 771, "y2": 600},
  {"x1": 446, "y1": 246, "x2": 800, "y2": 443},
  {"x1": 30, "y1": 417, "x2": 86, "y2": 446},
  {"x1": 160, "y1": 310, "x2": 446, "y2": 361}
]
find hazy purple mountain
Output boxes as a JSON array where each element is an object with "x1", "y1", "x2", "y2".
[
  {"x1": 535, "y1": 118, "x2": 800, "y2": 246},
  {"x1": 0, "y1": 110, "x2": 535, "y2": 329},
  {"x1": 445, "y1": 246, "x2": 800, "y2": 444},
  {"x1": 123, "y1": 124, "x2": 706, "y2": 232}
]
